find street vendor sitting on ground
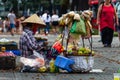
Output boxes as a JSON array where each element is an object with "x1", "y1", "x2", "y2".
[{"x1": 19, "y1": 14, "x2": 47, "y2": 58}]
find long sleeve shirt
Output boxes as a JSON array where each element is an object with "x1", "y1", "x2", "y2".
[{"x1": 19, "y1": 28, "x2": 43, "y2": 57}]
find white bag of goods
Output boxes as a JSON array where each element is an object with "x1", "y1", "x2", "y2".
[{"x1": 68, "y1": 56, "x2": 94, "y2": 72}]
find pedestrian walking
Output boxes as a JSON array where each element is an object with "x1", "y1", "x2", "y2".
[
  {"x1": 97, "y1": 0, "x2": 119, "y2": 47},
  {"x1": 19, "y1": 14, "x2": 48, "y2": 58},
  {"x1": 7, "y1": 10, "x2": 16, "y2": 36},
  {"x1": 0, "y1": 18, "x2": 3, "y2": 33},
  {"x1": 115, "y1": 1, "x2": 120, "y2": 43},
  {"x1": 15, "y1": 17, "x2": 21, "y2": 34},
  {"x1": 51, "y1": 10, "x2": 59, "y2": 34},
  {"x1": 41, "y1": 10, "x2": 51, "y2": 35},
  {"x1": 3, "y1": 16, "x2": 10, "y2": 33}
]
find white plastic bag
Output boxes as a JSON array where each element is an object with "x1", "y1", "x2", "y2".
[
  {"x1": 20, "y1": 50, "x2": 45, "y2": 67},
  {"x1": 20, "y1": 57, "x2": 40, "y2": 67},
  {"x1": 33, "y1": 50, "x2": 44, "y2": 59},
  {"x1": 88, "y1": 56, "x2": 94, "y2": 70},
  {"x1": 68, "y1": 56, "x2": 94, "y2": 72}
]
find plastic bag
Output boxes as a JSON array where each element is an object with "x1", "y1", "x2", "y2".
[
  {"x1": 20, "y1": 65, "x2": 38, "y2": 72},
  {"x1": 33, "y1": 50, "x2": 44, "y2": 59},
  {"x1": 69, "y1": 56, "x2": 94, "y2": 72},
  {"x1": 20, "y1": 51, "x2": 45, "y2": 67},
  {"x1": 70, "y1": 21, "x2": 77, "y2": 33},
  {"x1": 70, "y1": 17, "x2": 86, "y2": 35},
  {"x1": 52, "y1": 39, "x2": 63, "y2": 53},
  {"x1": 88, "y1": 56, "x2": 94, "y2": 70}
]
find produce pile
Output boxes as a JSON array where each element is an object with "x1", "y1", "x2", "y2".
[{"x1": 67, "y1": 45, "x2": 95, "y2": 56}]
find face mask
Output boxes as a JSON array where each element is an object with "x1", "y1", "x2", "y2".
[{"x1": 32, "y1": 24, "x2": 38, "y2": 35}]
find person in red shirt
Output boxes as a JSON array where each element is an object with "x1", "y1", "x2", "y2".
[{"x1": 97, "y1": 0, "x2": 119, "y2": 47}]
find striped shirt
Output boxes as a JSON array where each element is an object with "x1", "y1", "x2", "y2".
[{"x1": 19, "y1": 28, "x2": 43, "y2": 57}]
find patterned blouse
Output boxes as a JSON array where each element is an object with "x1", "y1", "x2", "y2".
[{"x1": 19, "y1": 28, "x2": 43, "y2": 57}]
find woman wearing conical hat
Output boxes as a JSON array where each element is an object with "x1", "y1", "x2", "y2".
[{"x1": 19, "y1": 14, "x2": 47, "y2": 57}]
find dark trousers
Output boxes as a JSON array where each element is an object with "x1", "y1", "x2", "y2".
[
  {"x1": 101, "y1": 27, "x2": 114, "y2": 45},
  {"x1": 44, "y1": 22, "x2": 50, "y2": 34}
]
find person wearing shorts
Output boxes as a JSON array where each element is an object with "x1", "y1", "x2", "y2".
[{"x1": 7, "y1": 10, "x2": 16, "y2": 36}]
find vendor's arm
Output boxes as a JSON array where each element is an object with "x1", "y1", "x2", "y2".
[{"x1": 25, "y1": 31, "x2": 44, "y2": 51}]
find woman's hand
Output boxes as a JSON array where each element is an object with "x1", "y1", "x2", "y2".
[
  {"x1": 96, "y1": 20, "x2": 100, "y2": 26},
  {"x1": 116, "y1": 21, "x2": 119, "y2": 26}
]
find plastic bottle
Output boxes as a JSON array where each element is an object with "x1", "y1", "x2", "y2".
[
  {"x1": 49, "y1": 58, "x2": 55, "y2": 72},
  {"x1": 55, "y1": 66, "x2": 59, "y2": 73}
]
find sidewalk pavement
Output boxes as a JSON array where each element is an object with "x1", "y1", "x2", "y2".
[{"x1": 0, "y1": 34, "x2": 120, "y2": 80}]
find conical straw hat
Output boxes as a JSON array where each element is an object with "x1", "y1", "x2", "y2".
[{"x1": 22, "y1": 14, "x2": 46, "y2": 27}]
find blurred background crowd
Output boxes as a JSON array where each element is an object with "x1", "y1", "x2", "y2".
[{"x1": 0, "y1": 0, "x2": 118, "y2": 35}]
